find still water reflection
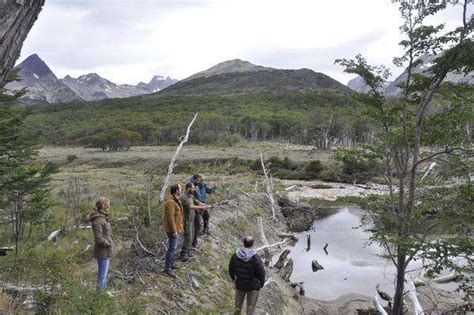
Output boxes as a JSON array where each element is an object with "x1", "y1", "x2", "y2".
[{"x1": 288, "y1": 206, "x2": 399, "y2": 300}]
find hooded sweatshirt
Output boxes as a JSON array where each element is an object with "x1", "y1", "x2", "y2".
[
  {"x1": 236, "y1": 247, "x2": 257, "y2": 262},
  {"x1": 228, "y1": 247, "x2": 265, "y2": 292}
]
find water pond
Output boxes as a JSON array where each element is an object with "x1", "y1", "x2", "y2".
[{"x1": 286, "y1": 205, "x2": 456, "y2": 300}]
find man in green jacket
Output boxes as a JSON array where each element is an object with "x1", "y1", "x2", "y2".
[{"x1": 179, "y1": 183, "x2": 214, "y2": 261}]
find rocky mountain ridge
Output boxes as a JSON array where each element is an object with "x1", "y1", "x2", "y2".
[{"x1": 5, "y1": 54, "x2": 177, "y2": 104}]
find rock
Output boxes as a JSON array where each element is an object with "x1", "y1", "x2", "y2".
[
  {"x1": 311, "y1": 259, "x2": 324, "y2": 272},
  {"x1": 280, "y1": 258, "x2": 293, "y2": 282},
  {"x1": 277, "y1": 196, "x2": 318, "y2": 232},
  {"x1": 274, "y1": 249, "x2": 291, "y2": 269}
]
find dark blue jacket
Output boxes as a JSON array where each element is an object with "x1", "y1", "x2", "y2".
[{"x1": 189, "y1": 177, "x2": 215, "y2": 203}]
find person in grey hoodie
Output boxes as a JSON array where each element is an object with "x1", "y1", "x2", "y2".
[{"x1": 228, "y1": 236, "x2": 265, "y2": 315}]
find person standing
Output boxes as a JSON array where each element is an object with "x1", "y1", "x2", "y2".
[
  {"x1": 88, "y1": 197, "x2": 115, "y2": 291},
  {"x1": 192, "y1": 174, "x2": 216, "y2": 235},
  {"x1": 228, "y1": 236, "x2": 265, "y2": 315},
  {"x1": 179, "y1": 183, "x2": 213, "y2": 261},
  {"x1": 162, "y1": 184, "x2": 184, "y2": 278}
]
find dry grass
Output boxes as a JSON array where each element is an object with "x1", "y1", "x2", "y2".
[{"x1": 39, "y1": 142, "x2": 332, "y2": 164}]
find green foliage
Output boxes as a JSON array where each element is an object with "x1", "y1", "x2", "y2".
[
  {"x1": 251, "y1": 156, "x2": 334, "y2": 181},
  {"x1": 0, "y1": 92, "x2": 56, "y2": 254},
  {"x1": 87, "y1": 128, "x2": 142, "y2": 152},
  {"x1": 336, "y1": 1, "x2": 473, "y2": 311},
  {"x1": 333, "y1": 145, "x2": 382, "y2": 182},
  {"x1": 21, "y1": 90, "x2": 366, "y2": 147},
  {"x1": 306, "y1": 160, "x2": 323, "y2": 176}
]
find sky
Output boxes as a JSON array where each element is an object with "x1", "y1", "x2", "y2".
[{"x1": 18, "y1": 0, "x2": 470, "y2": 85}]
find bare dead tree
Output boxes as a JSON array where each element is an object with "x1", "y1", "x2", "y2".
[
  {"x1": 256, "y1": 216, "x2": 271, "y2": 266},
  {"x1": 117, "y1": 184, "x2": 156, "y2": 257},
  {"x1": 59, "y1": 171, "x2": 89, "y2": 229},
  {"x1": 145, "y1": 173, "x2": 154, "y2": 227},
  {"x1": 159, "y1": 113, "x2": 198, "y2": 203},
  {"x1": 0, "y1": 0, "x2": 45, "y2": 87},
  {"x1": 259, "y1": 152, "x2": 275, "y2": 219}
]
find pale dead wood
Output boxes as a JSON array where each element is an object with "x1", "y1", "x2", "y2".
[
  {"x1": 260, "y1": 152, "x2": 275, "y2": 218},
  {"x1": 159, "y1": 113, "x2": 198, "y2": 203},
  {"x1": 406, "y1": 280, "x2": 423, "y2": 315}
]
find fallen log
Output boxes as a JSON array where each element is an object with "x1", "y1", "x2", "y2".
[
  {"x1": 406, "y1": 280, "x2": 423, "y2": 315},
  {"x1": 373, "y1": 295, "x2": 388, "y2": 315},
  {"x1": 274, "y1": 249, "x2": 291, "y2": 269},
  {"x1": 280, "y1": 258, "x2": 293, "y2": 282},
  {"x1": 433, "y1": 272, "x2": 460, "y2": 284}
]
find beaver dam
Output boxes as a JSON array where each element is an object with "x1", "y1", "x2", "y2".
[{"x1": 1, "y1": 182, "x2": 468, "y2": 314}]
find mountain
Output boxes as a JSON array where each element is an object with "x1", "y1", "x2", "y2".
[
  {"x1": 384, "y1": 54, "x2": 474, "y2": 95},
  {"x1": 347, "y1": 76, "x2": 372, "y2": 93},
  {"x1": 347, "y1": 76, "x2": 391, "y2": 94},
  {"x1": 63, "y1": 73, "x2": 142, "y2": 101},
  {"x1": 142, "y1": 75, "x2": 177, "y2": 92},
  {"x1": 183, "y1": 59, "x2": 270, "y2": 82},
  {"x1": 159, "y1": 59, "x2": 352, "y2": 95},
  {"x1": 5, "y1": 54, "x2": 82, "y2": 104},
  {"x1": 5, "y1": 54, "x2": 177, "y2": 104},
  {"x1": 62, "y1": 73, "x2": 177, "y2": 101}
]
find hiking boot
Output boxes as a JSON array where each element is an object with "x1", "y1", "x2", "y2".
[{"x1": 164, "y1": 269, "x2": 177, "y2": 278}]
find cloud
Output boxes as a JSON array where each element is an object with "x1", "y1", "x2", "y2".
[{"x1": 18, "y1": 0, "x2": 471, "y2": 85}]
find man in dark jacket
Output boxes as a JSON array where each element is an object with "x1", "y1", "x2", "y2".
[{"x1": 228, "y1": 236, "x2": 265, "y2": 315}]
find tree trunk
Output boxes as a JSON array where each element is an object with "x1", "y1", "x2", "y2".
[
  {"x1": 0, "y1": 0, "x2": 45, "y2": 88},
  {"x1": 393, "y1": 249, "x2": 407, "y2": 314}
]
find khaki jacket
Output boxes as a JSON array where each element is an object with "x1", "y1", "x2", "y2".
[{"x1": 162, "y1": 193, "x2": 184, "y2": 234}]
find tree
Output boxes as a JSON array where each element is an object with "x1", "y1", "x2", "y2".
[
  {"x1": 0, "y1": 0, "x2": 45, "y2": 87},
  {"x1": 336, "y1": 1, "x2": 472, "y2": 313},
  {"x1": 59, "y1": 171, "x2": 89, "y2": 230},
  {"x1": 308, "y1": 108, "x2": 347, "y2": 149},
  {"x1": 0, "y1": 81, "x2": 55, "y2": 255},
  {"x1": 87, "y1": 128, "x2": 141, "y2": 152}
]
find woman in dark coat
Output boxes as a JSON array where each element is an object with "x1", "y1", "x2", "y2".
[{"x1": 87, "y1": 197, "x2": 115, "y2": 290}]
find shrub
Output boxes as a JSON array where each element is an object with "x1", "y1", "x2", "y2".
[
  {"x1": 306, "y1": 160, "x2": 323, "y2": 175},
  {"x1": 66, "y1": 154, "x2": 78, "y2": 163},
  {"x1": 87, "y1": 129, "x2": 141, "y2": 152},
  {"x1": 333, "y1": 147, "x2": 382, "y2": 183}
]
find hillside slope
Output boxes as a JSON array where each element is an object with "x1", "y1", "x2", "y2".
[{"x1": 159, "y1": 60, "x2": 352, "y2": 95}]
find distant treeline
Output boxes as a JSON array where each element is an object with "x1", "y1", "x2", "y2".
[{"x1": 23, "y1": 90, "x2": 375, "y2": 149}]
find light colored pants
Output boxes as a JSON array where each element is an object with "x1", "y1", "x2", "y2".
[
  {"x1": 97, "y1": 258, "x2": 110, "y2": 290},
  {"x1": 234, "y1": 289, "x2": 259, "y2": 315}
]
